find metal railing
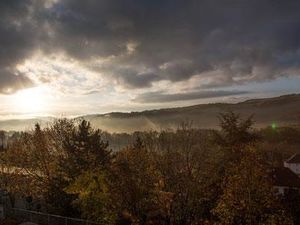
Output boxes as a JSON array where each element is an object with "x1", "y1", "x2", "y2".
[{"x1": 9, "y1": 207, "x2": 99, "y2": 225}]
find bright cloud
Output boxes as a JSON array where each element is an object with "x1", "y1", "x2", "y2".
[{"x1": 0, "y1": 0, "x2": 300, "y2": 118}]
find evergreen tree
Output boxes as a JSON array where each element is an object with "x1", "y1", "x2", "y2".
[{"x1": 58, "y1": 120, "x2": 111, "y2": 180}]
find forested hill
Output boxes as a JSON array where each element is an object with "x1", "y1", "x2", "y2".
[
  {"x1": 82, "y1": 94, "x2": 300, "y2": 132},
  {"x1": 1, "y1": 94, "x2": 300, "y2": 132}
]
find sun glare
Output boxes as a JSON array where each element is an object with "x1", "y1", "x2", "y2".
[{"x1": 12, "y1": 87, "x2": 49, "y2": 114}]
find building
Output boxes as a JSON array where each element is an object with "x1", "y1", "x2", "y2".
[
  {"x1": 271, "y1": 167, "x2": 300, "y2": 195},
  {"x1": 284, "y1": 153, "x2": 300, "y2": 176}
]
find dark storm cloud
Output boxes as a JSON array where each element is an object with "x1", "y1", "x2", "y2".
[
  {"x1": 133, "y1": 90, "x2": 249, "y2": 103},
  {"x1": 0, "y1": 0, "x2": 40, "y2": 93},
  {"x1": 0, "y1": 69, "x2": 34, "y2": 94},
  {"x1": 45, "y1": 0, "x2": 300, "y2": 87},
  {"x1": 1, "y1": 0, "x2": 300, "y2": 95}
]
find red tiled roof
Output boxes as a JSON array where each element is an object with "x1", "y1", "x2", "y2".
[
  {"x1": 270, "y1": 167, "x2": 300, "y2": 188},
  {"x1": 285, "y1": 154, "x2": 300, "y2": 163}
]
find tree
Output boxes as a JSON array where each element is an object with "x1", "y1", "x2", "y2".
[
  {"x1": 213, "y1": 148, "x2": 292, "y2": 225},
  {"x1": 109, "y1": 137, "x2": 161, "y2": 225},
  {"x1": 154, "y1": 124, "x2": 222, "y2": 225},
  {"x1": 1, "y1": 119, "x2": 112, "y2": 217},
  {"x1": 0, "y1": 123, "x2": 70, "y2": 213},
  {"x1": 7, "y1": 124, "x2": 56, "y2": 196},
  {"x1": 66, "y1": 171, "x2": 116, "y2": 224},
  {"x1": 0, "y1": 130, "x2": 5, "y2": 150},
  {"x1": 56, "y1": 120, "x2": 111, "y2": 180},
  {"x1": 48, "y1": 119, "x2": 114, "y2": 218},
  {"x1": 280, "y1": 189, "x2": 300, "y2": 224},
  {"x1": 47, "y1": 119, "x2": 112, "y2": 216},
  {"x1": 213, "y1": 111, "x2": 258, "y2": 166}
]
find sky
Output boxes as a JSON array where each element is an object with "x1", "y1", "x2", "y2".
[{"x1": 0, "y1": 0, "x2": 300, "y2": 119}]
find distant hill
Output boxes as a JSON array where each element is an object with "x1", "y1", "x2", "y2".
[
  {"x1": 1, "y1": 94, "x2": 300, "y2": 132},
  {"x1": 0, "y1": 117, "x2": 55, "y2": 132}
]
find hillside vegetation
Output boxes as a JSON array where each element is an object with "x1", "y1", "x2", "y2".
[
  {"x1": 1, "y1": 94, "x2": 300, "y2": 132},
  {"x1": 1, "y1": 112, "x2": 300, "y2": 224}
]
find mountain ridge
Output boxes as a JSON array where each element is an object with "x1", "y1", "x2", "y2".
[{"x1": 1, "y1": 94, "x2": 300, "y2": 132}]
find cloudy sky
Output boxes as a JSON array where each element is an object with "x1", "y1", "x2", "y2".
[{"x1": 1, "y1": 0, "x2": 300, "y2": 118}]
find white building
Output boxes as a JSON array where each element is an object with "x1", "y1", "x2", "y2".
[{"x1": 284, "y1": 153, "x2": 300, "y2": 176}]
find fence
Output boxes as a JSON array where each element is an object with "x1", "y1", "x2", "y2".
[{"x1": 9, "y1": 208, "x2": 99, "y2": 225}]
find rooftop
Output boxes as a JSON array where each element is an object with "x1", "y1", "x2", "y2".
[
  {"x1": 271, "y1": 167, "x2": 300, "y2": 188},
  {"x1": 285, "y1": 154, "x2": 300, "y2": 164}
]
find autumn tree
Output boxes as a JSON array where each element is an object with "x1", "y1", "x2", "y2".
[
  {"x1": 213, "y1": 147, "x2": 292, "y2": 225},
  {"x1": 109, "y1": 137, "x2": 161, "y2": 225},
  {"x1": 66, "y1": 171, "x2": 115, "y2": 224},
  {"x1": 148, "y1": 123, "x2": 222, "y2": 224},
  {"x1": 280, "y1": 189, "x2": 300, "y2": 224},
  {"x1": 0, "y1": 124, "x2": 67, "y2": 213},
  {"x1": 7, "y1": 124, "x2": 56, "y2": 195},
  {"x1": 0, "y1": 130, "x2": 5, "y2": 150},
  {"x1": 1, "y1": 119, "x2": 112, "y2": 217}
]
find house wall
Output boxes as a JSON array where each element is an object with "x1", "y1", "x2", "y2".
[
  {"x1": 284, "y1": 162, "x2": 300, "y2": 175},
  {"x1": 274, "y1": 186, "x2": 286, "y2": 195}
]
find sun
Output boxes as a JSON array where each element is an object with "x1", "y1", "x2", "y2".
[{"x1": 13, "y1": 87, "x2": 49, "y2": 114}]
